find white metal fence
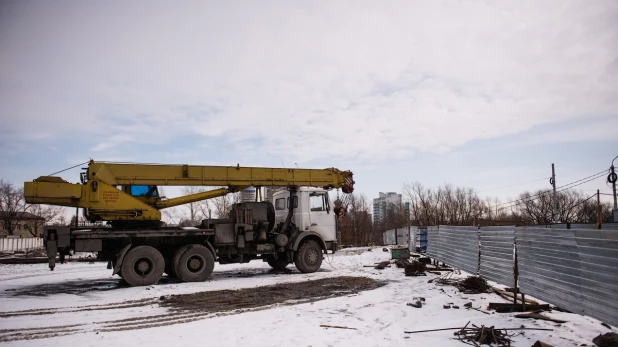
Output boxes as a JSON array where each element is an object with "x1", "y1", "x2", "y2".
[
  {"x1": 0, "y1": 238, "x2": 44, "y2": 252},
  {"x1": 382, "y1": 227, "x2": 410, "y2": 246}
]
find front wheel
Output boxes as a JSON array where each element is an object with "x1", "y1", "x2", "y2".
[{"x1": 294, "y1": 240, "x2": 323, "y2": 273}]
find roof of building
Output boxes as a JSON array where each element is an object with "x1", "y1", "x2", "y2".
[{"x1": 0, "y1": 212, "x2": 45, "y2": 221}]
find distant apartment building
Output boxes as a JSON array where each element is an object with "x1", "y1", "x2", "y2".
[{"x1": 373, "y1": 192, "x2": 409, "y2": 224}]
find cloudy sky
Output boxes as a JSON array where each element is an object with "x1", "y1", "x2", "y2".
[{"x1": 1, "y1": 0, "x2": 617, "y2": 207}]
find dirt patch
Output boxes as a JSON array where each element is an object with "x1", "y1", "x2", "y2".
[
  {"x1": 6, "y1": 279, "x2": 128, "y2": 296},
  {"x1": 161, "y1": 276, "x2": 383, "y2": 313},
  {"x1": 0, "y1": 276, "x2": 383, "y2": 342}
]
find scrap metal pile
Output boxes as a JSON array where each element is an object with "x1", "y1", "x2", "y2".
[{"x1": 454, "y1": 322, "x2": 513, "y2": 346}]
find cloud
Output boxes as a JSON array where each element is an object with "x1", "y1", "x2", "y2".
[{"x1": 1, "y1": 1, "x2": 616, "y2": 166}]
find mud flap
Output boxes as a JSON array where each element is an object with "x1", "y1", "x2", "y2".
[
  {"x1": 112, "y1": 244, "x2": 132, "y2": 276},
  {"x1": 203, "y1": 240, "x2": 216, "y2": 259}
]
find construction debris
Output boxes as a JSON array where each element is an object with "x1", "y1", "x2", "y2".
[
  {"x1": 531, "y1": 341, "x2": 553, "y2": 347},
  {"x1": 453, "y1": 322, "x2": 514, "y2": 346},
  {"x1": 418, "y1": 257, "x2": 432, "y2": 264},
  {"x1": 593, "y1": 332, "x2": 618, "y2": 347},
  {"x1": 320, "y1": 324, "x2": 358, "y2": 330},
  {"x1": 436, "y1": 275, "x2": 492, "y2": 294},
  {"x1": 407, "y1": 301, "x2": 422, "y2": 308},
  {"x1": 403, "y1": 322, "x2": 553, "y2": 335},
  {"x1": 487, "y1": 303, "x2": 550, "y2": 313},
  {"x1": 514, "y1": 312, "x2": 567, "y2": 324},
  {"x1": 404, "y1": 261, "x2": 427, "y2": 276},
  {"x1": 394, "y1": 258, "x2": 411, "y2": 268},
  {"x1": 374, "y1": 261, "x2": 391, "y2": 269},
  {"x1": 492, "y1": 287, "x2": 539, "y2": 305}
]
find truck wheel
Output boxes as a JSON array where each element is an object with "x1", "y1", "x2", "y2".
[
  {"x1": 294, "y1": 240, "x2": 323, "y2": 273},
  {"x1": 174, "y1": 244, "x2": 214, "y2": 282},
  {"x1": 120, "y1": 246, "x2": 165, "y2": 286},
  {"x1": 171, "y1": 245, "x2": 191, "y2": 279},
  {"x1": 267, "y1": 255, "x2": 289, "y2": 270}
]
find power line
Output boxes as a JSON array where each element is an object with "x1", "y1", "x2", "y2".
[
  {"x1": 555, "y1": 171, "x2": 608, "y2": 193},
  {"x1": 478, "y1": 177, "x2": 550, "y2": 193},
  {"x1": 555, "y1": 169, "x2": 609, "y2": 190},
  {"x1": 569, "y1": 193, "x2": 597, "y2": 209},
  {"x1": 496, "y1": 169, "x2": 608, "y2": 208}
]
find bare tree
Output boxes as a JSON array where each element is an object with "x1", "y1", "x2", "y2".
[
  {"x1": 211, "y1": 191, "x2": 240, "y2": 218},
  {"x1": 339, "y1": 193, "x2": 374, "y2": 246},
  {"x1": 512, "y1": 189, "x2": 590, "y2": 224},
  {"x1": 0, "y1": 179, "x2": 28, "y2": 236},
  {"x1": 25, "y1": 204, "x2": 65, "y2": 237},
  {"x1": 403, "y1": 181, "x2": 493, "y2": 226},
  {"x1": 177, "y1": 186, "x2": 212, "y2": 225}
]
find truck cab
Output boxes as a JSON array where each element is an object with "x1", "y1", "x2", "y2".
[{"x1": 273, "y1": 188, "x2": 337, "y2": 244}]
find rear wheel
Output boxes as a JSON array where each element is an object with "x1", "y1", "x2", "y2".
[
  {"x1": 120, "y1": 246, "x2": 165, "y2": 286},
  {"x1": 294, "y1": 240, "x2": 323, "y2": 273},
  {"x1": 174, "y1": 244, "x2": 215, "y2": 282},
  {"x1": 171, "y1": 245, "x2": 191, "y2": 279},
  {"x1": 267, "y1": 254, "x2": 289, "y2": 270}
]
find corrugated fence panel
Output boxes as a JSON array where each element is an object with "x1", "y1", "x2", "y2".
[
  {"x1": 435, "y1": 226, "x2": 479, "y2": 275},
  {"x1": 409, "y1": 226, "x2": 418, "y2": 252},
  {"x1": 480, "y1": 226, "x2": 515, "y2": 288},
  {"x1": 572, "y1": 229, "x2": 618, "y2": 327},
  {"x1": 517, "y1": 228, "x2": 586, "y2": 319},
  {"x1": 426, "y1": 226, "x2": 439, "y2": 259}
]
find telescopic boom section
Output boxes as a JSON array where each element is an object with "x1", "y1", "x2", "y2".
[{"x1": 24, "y1": 161, "x2": 354, "y2": 223}]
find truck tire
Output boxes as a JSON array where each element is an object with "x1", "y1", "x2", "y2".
[
  {"x1": 120, "y1": 246, "x2": 165, "y2": 286},
  {"x1": 294, "y1": 240, "x2": 323, "y2": 273},
  {"x1": 171, "y1": 245, "x2": 191, "y2": 278},
  {"x1": 174, "y1": 244, "x2": 214, "y2": 282},
  {"x1": 267, "y1": 255, "x2": 289, "y2": 270}
]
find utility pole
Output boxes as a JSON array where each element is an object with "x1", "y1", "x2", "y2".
[
  {"x1": 550, "y1": 163, "x2": 558, "y2": 223},
  {"x1": 610, "y1": 155, "x2": 618, "y2": 222},
  {"x1": 597, "y1": 189, "x2": 601, "y2": 229}
]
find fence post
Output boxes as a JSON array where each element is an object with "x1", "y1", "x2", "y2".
[
  {"x1": 513, "y1": 236, "x2": 518, "y2": 305},
  {"x1": 477, "y1": 227, "x2": 481, "y2": 275}
]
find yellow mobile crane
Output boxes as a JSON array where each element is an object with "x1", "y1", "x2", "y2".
[{"x1": 24, "y1": 160, "x2": 354, "y2": 286}]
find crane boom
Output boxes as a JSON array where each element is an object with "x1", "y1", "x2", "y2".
[{"x1": 24, "y1": 160, "x2": 354, "y2": 224}]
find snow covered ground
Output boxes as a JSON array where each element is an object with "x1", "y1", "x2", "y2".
[{"x1": 0, "y1": 248, "x2": 613, "y2": 347}]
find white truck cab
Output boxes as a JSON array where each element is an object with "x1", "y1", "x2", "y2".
[{"x1": 273, "y1": 188, "x2": 337, "y2": 243}]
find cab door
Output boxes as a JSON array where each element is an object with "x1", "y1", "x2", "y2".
[{"x1": 308, "y1": 192, "x2": 336, "y2": 241}]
